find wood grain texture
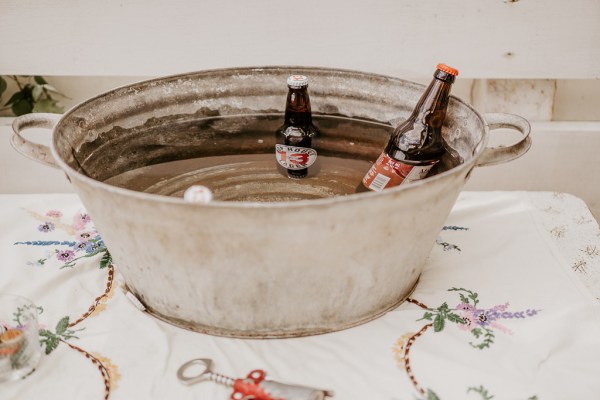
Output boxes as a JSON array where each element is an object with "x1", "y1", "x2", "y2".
[{"x1": 1, "y1": 0, "x2": 598, "y2": 78}]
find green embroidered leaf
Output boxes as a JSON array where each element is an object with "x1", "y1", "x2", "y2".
[
  {"x1": 437, "y1": 302, "x2": 450, "y2": 314},
  {"x1": 418, "y1": 312, "x2": 434, "y2": 322},
  {"x1": 471, "y1": 292, "x2": 479, "y2": 306},
  {"x1": 467, "y1": 385, "x2": 494, "y2": 400},
  {"x1": 470, "y1": 328, "x2": 495, "y2": 350},
  {"x1": 447, "y1": 312, "x2": 465, "y2": 324},
  {"x1": 55, "y1": 316, "x2": 70, "y2": 334},
  {"x1": 99, "y1": 250, "x2": 112, "y2": 269},
  {"x1": 425, "y1": 389, "x2": 441, "y2": 400},
  {"x1": 471, "y1": 328, "x2": 482, "y2": 338},
  {"x1": 433, "y1": 314, "x2": 445, "y2": 332},
  {"x1": 448, "y1": 287, "x2": 480, "y2": 306},
  {"x1": 39, "y1": 329, "x2": 60, "y2": 355}
]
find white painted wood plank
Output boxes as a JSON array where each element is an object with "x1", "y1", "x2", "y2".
[{"x1": 1, "y1": 0, "x2": 598, "y2": 78}]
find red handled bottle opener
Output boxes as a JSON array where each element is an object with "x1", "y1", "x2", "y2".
[{"x1": 177, "y1": 358, "x2": 334, "y2": 400}]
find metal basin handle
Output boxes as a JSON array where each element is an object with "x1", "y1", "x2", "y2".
[
  {"x1": 476, "y1": 112, "x2": 532, "y2": 167},
  {"x1": 11, "y1": 113, "x2": 61, "y2": 169}
]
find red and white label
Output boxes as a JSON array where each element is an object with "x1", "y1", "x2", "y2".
[
  {"x1": 362, "y1": 152, "x2": 435, "y2": 191},
  {"x1": 275, "y1": 144, "x2": 317, "y2": 170}
]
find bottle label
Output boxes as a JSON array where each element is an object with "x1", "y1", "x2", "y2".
[
  {"x1": 275, "y1": 144, "x2": 318, "y2": 170},
  {"x1": 362, "y1": 152, "x2": 435, "y2": 192}
]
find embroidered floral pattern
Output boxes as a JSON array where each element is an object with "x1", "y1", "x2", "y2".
[
  {"x1": 92, "y1": 352, "x2": 121, "y2": 389},
  {"x1": 435, "y1": 225, "x2": 468, "y2": 252},
  {"x1": 395, "y1": 288, "x2": 541, "y2": 398},
  {"x1": 38, "y1": 221, "x2": 56, "y2": 233},
  {"x1": 11, "y1": 208, "x2": 117, "y2": 400},
  {"x1": 15, "y1": 209, "x2": 112, "y2": 270}
]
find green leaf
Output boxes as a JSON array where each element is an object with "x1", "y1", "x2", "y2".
[
  {"x1": 42, "y1": 84, "x2": 62, "y2": 95},
  {"x1": 425, "y1": 389, "x2": 441, "y2": 400},
  {"x1": 45, "y1": 336, "x2": 60, "y2": 354},
  {"x1": 437, "y1": 302, "x2": 449, "y2": 314},
  {"x1": 55, "y1": 316, "x2": 70, "y2": 334},
  {"x1": 12, "y1": 98, "x2": 33, "y2": 116},
  {"x1": 99, "y1": 250, "x2": 112, "y2": 269},
  {"x1": 0, "y1": 76, "x2": 7, "y2": 96},
  {"x1": 4, "y1": 90, "x2": 24, "y2": 106},
  {"x1": 447, "y1": 313, "x2": 465, "y2": 324},
  {"x1": 32, "y1": 85, "x2": 44, "y2": 101},
  {"x1": 39, "y1": 329, "x2": 60, "y2": 355},
  {"x1": 34, "y1": 76, "x2": 48, "y2": 85},
  {"x1": 32, "y1": 98, "x2": 63, "y2": 114},
  {"x1": 433, "y1": 314, "x2": 445, "y2": 332}
]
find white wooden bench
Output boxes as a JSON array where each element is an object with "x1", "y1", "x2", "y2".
[{"x1": 1, "y1": 0, "x2": 599, "y2": 218}]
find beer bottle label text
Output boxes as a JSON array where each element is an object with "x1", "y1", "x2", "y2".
[
  {"x1": 275, "y1": 144, "x2": 318, "y2": 170},
  {"x1": 362, "y1": 153, "x2": 435, "y2": 191}
]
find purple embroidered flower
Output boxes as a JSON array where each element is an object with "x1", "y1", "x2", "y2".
[
  {"x1": 56, "y1": 249, "x2": 75, "y2": 262},
  {"x1": 45, "y1": 210, "x2": 63, "y2": 219},
  {"x1": 72, "y1": 242, "x2": 89, "y2": 252},
  {"x1": 475, "y1": 310, "x2": 491, "y2": 326},
  {"x1": 76, "y1": 231, "x2": 96, "y2": 242},
  {"x1": 84, "y1": 240, "x2": 105, "y2": 254},
  {"x1": 38, "y1": 222, "x2": 56, "y2": 233}
]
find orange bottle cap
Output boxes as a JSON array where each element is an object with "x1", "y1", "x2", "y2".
[{"x1": 436, "y1": 64, "x2": 459, "y2": 76}]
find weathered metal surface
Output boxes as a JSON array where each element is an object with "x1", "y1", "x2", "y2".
[{"x1": 11, "y1": 67, "x2": 531, "y2": 338}]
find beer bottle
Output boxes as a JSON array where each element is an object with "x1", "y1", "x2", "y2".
[
  {"x1": 275, "y1": 75, "x2": 319, "y2": 179},
  {"x1": 362, "y1": 64, "x2": 458, "y2": 191}
]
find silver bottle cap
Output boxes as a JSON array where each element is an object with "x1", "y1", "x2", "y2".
[{"x1": 287, "y1": 75, "x2": 309, "y2": 88}]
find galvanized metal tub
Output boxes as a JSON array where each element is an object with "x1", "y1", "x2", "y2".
[{"x1": 11, "y1": 67, "x2": 530, "y2": 338}]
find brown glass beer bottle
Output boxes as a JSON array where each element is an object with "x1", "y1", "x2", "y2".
[
  {"x1": 362, "y1": 64, "x2": 458, "y2": 191},
  {"x1": 275, "y1": 75, "x2": 319, "y2": 179}
]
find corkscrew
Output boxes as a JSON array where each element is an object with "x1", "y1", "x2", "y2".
[{"x1": 177, "y1": 358, "x2": 334, "y2": 400}]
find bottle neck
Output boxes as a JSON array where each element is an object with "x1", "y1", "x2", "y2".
[
  {"x1": 385, "y1": 73, "x2": 454, "y2": 162},
  {"x1": 284, "y1": 87, "x2": 312, "y2": 127},
  {"x1": 411, "y1": 76, "x2": 453, "y2": 124}
]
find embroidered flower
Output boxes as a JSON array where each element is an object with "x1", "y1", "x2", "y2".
[
  {"x1": 56, "y1": 249, "x2": 75, "y2": 262},
  {"x1": 475, "y1": 310, "x2": 490, "y2": 326},
  {"x1": 456, "y1": 302, "x2": 474, "y2": 312},
  {"x1": 73, "y1": 211, "x2": 92, "y2": 231},
  {"x1": 72, "y1": 242, "x2": 89, "y2": 252},
  {"x1": 76, "y1": 231, "x2": 96, "y2": 242},
  {"x1": 38, "y1": 222, "x2": 56, "y2": 233},
  {"x1": 84, "y1": 240, "x2": 105, "y2": 254},
  {"x1": 458, "y1": 312, "x2": 475, "y2": 331},
  {"x1": 45, "y1": 210, "x2": 63, "y2": 219}
]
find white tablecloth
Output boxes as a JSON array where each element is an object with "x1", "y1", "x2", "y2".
[{"x1": 1, "y1": 191, "x2": 600, "y2": 399}]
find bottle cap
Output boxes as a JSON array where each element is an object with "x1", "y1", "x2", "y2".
[
  {"x1": 287, "y1": 75, "x2": 309, "y2": 88},
  {"x1": 183, "y1": 185, "x2": 213, "y2": 204},
  {"x1": 436, "y1": 64, "x2": 459, "y2": 76}
]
